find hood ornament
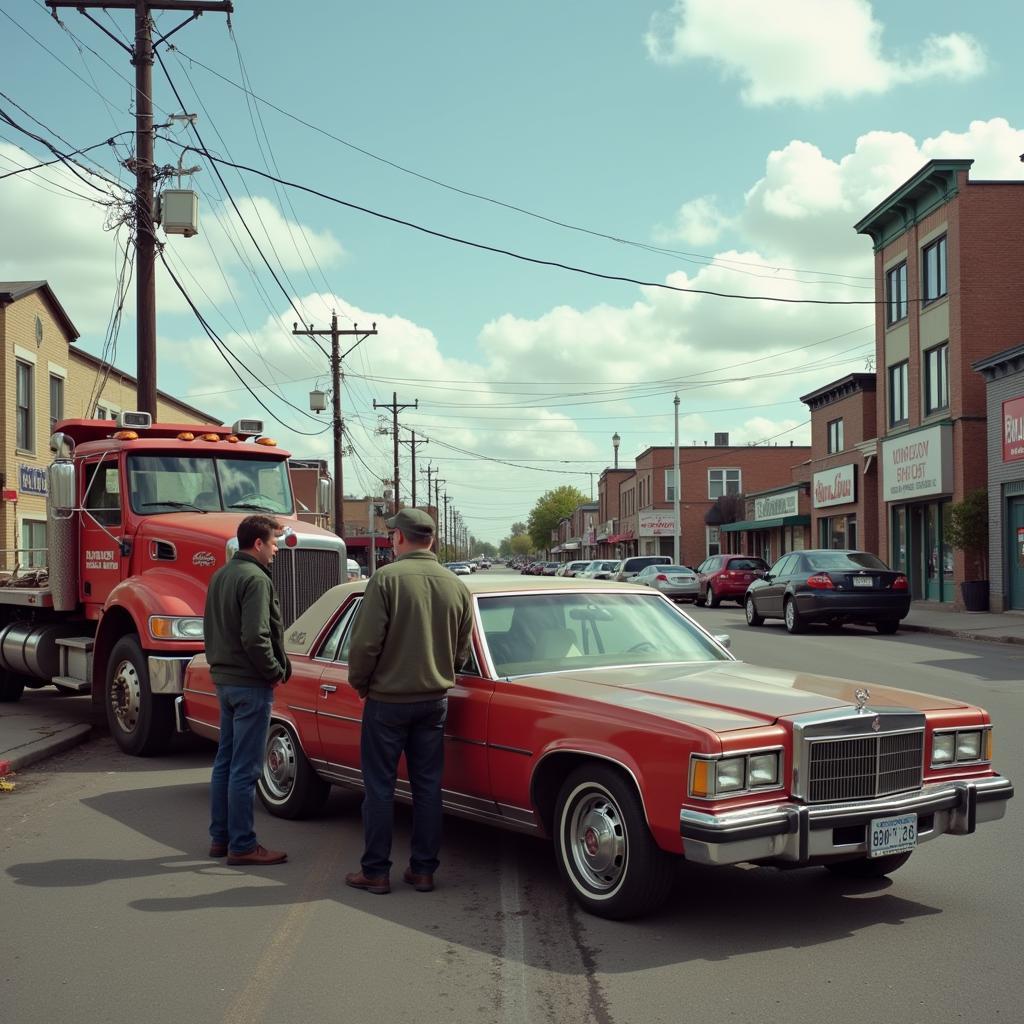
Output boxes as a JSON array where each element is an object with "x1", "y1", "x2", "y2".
[{"x1": 855, "y1": 687, "x2": 871, "y2": 712}]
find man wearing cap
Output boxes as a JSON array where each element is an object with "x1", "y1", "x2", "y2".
[{"x1": 345, "y1": 507, "x2": 474, "y2": 895}]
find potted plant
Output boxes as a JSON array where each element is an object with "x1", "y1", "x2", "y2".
[{"x1": 944, "y1": 489, "x2": 989, "y2": 611}]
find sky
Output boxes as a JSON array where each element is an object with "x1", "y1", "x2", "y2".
[{"x1": 2, "y1": 0, "x2": 1024, "y2": 545}]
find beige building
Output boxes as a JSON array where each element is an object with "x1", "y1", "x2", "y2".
[{"x1": 1, "y1": 280, "x2": 219, "y2": 567}]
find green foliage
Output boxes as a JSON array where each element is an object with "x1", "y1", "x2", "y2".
[
  {"x1": 509, "y1": 534, "x2": 533, "y2": 557},
  {"x1": 510, "y1": 521, "x2": 527, "y2": 537},
  {"x1": 527, "y1": 485, "x2": 589, "y2": 551},
  {"x1": 944, "y1": 489, "x2": 989, "y2": 576}
]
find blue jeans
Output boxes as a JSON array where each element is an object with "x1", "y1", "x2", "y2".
[
  {"x1": 209, "y1": 685, "x2": 274, "y2": 854},
  {"x1": 360, "y1": 697, "x2": 447, "y2": 877}
]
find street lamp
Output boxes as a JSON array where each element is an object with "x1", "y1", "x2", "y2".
[{"x1": 612, "y1": 432, "x2": 620, "y2": 469}]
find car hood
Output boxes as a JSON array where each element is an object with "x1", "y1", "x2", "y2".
[{"x1": 522, "y1": 661, "x2": 967, "y2": 733}]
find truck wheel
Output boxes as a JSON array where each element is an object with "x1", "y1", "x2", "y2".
[
  {"x1": 258, "y1": 720, "x2": 330, "y2": 819},
  {"x1": 105, "y1": 635, "x2": 174, "y2": 756},
  {"x1": 0, "y1": 670, "x2": 25, "y2": 703},
  {"x1": 554, "y1": 764, "x2": 676, "y2": 920}
]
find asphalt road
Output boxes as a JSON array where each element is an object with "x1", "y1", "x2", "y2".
[{"x1": 2, "y1": 569, "x2": 1021, "y2": 1024}]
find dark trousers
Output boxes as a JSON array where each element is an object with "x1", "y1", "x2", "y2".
[{"x1": 359, "y1": 697, "x2": 447, "y2": 877}]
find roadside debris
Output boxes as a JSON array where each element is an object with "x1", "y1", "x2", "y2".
[{"x1": 0, "y1": 759, "x2": 15, "y2": 792}]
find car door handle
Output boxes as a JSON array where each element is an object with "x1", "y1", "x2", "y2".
[{"x1": 320, "y1": 684, "x2": 337, "y2": 695}]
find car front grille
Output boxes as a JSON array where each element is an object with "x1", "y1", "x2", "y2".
[
  {"x1": 805, "y1": 731, "x2": 924, "y2": 803},
  {"x1": 271, "y1": 547, "x2": 343, "y2": 626}
]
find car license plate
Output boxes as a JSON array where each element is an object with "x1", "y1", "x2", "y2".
[
  {"x1": 868, "y1": 813, "x2": 917, "y2": 857},
  {"x1": 853, "y1": 576, "x2": 874, "y2": 588}
]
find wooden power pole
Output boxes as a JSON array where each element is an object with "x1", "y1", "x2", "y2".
[
  {"x1": 373, "y1": 392, "x2": 418, "y2": 513},
  {"x1": 398, "y1": 430, "x2": 428, "y2": 506},
  {"x1": 293, "y1": 315, "x2": 377, "y2": 539},
  {"x1": 46, "y1": 0, "x2": 234, "y2": 414}
]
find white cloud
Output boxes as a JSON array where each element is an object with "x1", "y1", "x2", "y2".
[
  {"x1": 654, "y1": 195, "x2": 731, "y2": 245},
  {"x1": 645, "y1": 0, "x2": 986, "y2": 106}
]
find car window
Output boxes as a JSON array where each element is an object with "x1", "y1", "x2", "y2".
[
  {"x1": 728, "y1": 558, "x2": 768, "y2": 571},
  {"x1": 635, "y1": 566, "x2": 654, "y2": 578},
  {"x1": 768, "y1": 556, "x2": 791, "y2": 577},
  {"x1": 805, "y1": 551, "x2": 888, "y2": 571},
  {"x1": 316, "y1": 598, "x2": 362, "y2": 661},
  {"x1": 703, "y1": 557, "x2": 721, "y2": 573},
  {"x1": 478, "y1": 592, "x2": 729, "y2": 677},
  {"x1": 777, "y1": 555, "x2": 800, "y2": 577}
]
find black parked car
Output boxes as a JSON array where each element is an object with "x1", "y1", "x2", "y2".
[{"x1": 743, "y1": 549, "x2": 911, "y2": 635}]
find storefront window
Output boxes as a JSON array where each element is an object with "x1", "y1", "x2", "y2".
[{"x1": 891, "y1": 506, "x2": 908, "y2": 572}]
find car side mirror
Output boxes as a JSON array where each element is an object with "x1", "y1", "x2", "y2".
[
  {"x1": 763, "y1": 573, "x2": 773, "y2": 582},
  {"x1": 713, "y1": 633, "x2": 731, "y2": 650}
]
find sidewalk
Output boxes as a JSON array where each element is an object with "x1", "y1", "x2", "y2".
[
  {"x1": 901, "y1": 602, "x2": 1024, "y2": 646},
  {"x1": 0, "y1": 690, "x2": 98, "y2": 777}
]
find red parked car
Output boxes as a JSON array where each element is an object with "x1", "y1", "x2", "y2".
[
  {"x1": 178, "y1": 576, "x2": 1013, "y2": 920},
  {"x1": 696, "y1": 554, "x2": 769, "y2": 607}
]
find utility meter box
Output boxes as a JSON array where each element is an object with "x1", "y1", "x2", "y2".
[{"x1": 160, "y1": 189, "x2": 200, "y2": 237}]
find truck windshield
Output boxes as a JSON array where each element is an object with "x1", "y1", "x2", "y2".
[{"x1": 127, "y1": 455, "x2": 294, "y2": 515}]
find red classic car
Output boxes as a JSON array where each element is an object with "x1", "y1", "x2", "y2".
[{"x1": 177, "y1": 576, "x2": 1013, "y2": 920}]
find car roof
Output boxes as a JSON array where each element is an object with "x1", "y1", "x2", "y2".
[{"x1": 284, "y1": 573, "x2": 645, "y2": 658}]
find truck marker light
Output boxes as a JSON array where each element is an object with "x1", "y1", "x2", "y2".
[
  {"x1": 113, "y1": 430, "x2": 138, "y2": 440},
  {"x1": 177, "y1": 432, "x2": 195, "y2": 441},
  {"x1": 284, "y1": 531, "x2": 298, "y2": 548},
  {"x1": 200, "y1": 433, "x2": 220, "y2": 442},
  {"x1": 255, "y1": 437, "x2": 278, "y2": 446},
  {"x1": 226, "y1": 435, "x2": 240, "y2": 443}
]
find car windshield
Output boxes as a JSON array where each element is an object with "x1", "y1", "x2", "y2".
[
  {"x1": 478, "y1": 592, "x2": 728, "y2": 677},
  {"x1": 805, "y1": 551, "x2": 889, "y2": 571},
  {"x1": 127, "y1": 454, "x2": 294, "y2": 515},
  {"x1": 728, "y1": 558, "x2": 768, "y2": 570}
]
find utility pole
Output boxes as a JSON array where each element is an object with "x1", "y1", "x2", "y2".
[
  {"x1": 673, "y1": 393, "x2": 681, "y2": 566},
  {"x1": 442, "y1": 493, "x2": 449, "y2": 560},
  {"x1": 421, "y1": 463, "x2": 433, "y2": 516},
  {"x1": 46, "y1": 0, "x2": 234, "y2": 414},
  {"x1": 432, "y1": 476, "x2": 445, "y2": 555},
  {"x1": 373, "y1": 392, "x2": 418, "y2": 513},
  {"x1": 398, "y1": 430, "x2": 428, "y2": 506},
  {"x1": 293, "y1": 316, "x2": 377, "y2": 538}
]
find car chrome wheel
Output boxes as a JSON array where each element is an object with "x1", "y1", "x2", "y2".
[
  {"x1": 784, "y1": 598, "x2": 804, "y2": 634},
  {"x1": 745, "y1": 595, "x2": 764, "y2": 627},
  {"x1": 704, "y1": 586, "x2": 716, "y2": 608},
  {"x1": 262, "y1": 722, "x2": 298, "y2": 802},
  {"x1": 257, "y1": 720, "x2": 330, "y2": 819},
  {"x1": 566, "y1": 785, "x2": 627, "y2": 892},
  {"x1": 110, "y1": 657, "x2": 142, "y2": 733}
]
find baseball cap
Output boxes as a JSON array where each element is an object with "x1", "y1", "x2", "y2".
[{"x1": 385, "y1": 507, "x2": 436, "y2": 535}]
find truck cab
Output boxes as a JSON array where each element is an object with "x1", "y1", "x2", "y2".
[{"x1": 0, "y1": 413, "x2": 346, "y2": 756}]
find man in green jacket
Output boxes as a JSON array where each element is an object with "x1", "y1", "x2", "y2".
[
  {"x1": 345, "y1": 508, "x2": 473, "y2": 895},
  {"x1": 205, "y1": 515, "x2": 291, "y2": 867}
]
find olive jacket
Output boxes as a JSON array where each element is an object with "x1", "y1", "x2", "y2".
[
  {"x1": 203, "y1": 551, "x2": 291, "y2": 688},
  {"x1": 348, "y1": 550, "x2": 473, "y2": 702}
]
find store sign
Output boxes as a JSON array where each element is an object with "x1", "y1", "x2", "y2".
[
  {"x1": 813, "y1": 464, "x2": 856, "y2": 509},
  {"x1": 881, "y1": 424, "x2": 953, "y2": 501},
  {"x1": 597, "y1": 519, "x2": 613, "y2": 541},
  {"x1": 754, "y1": 489, "x2": 799, "y2": 520},
  {"x1": 19, "y1": 464, "x2": 47, "y2": 495},
  {"x1": 638, "y1": 510, "x2": 677, "y2": 537},
  {"x1": 1002, "y1": 396, "x2": 1024, "y2": 462}
]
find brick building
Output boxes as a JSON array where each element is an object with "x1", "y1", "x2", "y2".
[
  {"x1": 800, "y1": 373, "x2": 880, "y2": 554},
  {"x1": 0, "y1": 281, "x2": 217, "y2": 566},
  {"x1": 855, "y1": 160, "x2": 1024, "y2": 604},
  {"x1": 597, "y1": 468, "x2": 633, "y2": 557}
]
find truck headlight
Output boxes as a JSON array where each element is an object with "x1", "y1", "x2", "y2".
[{"x1": 149, "y1": 616, "x2": 204, "y2": 640}]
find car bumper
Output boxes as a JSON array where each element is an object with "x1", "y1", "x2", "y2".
[
  {"x1": 794, "y1": 591, "x2": 911, "y2": 621},
  {"x1": 656, "y1": 585, "x2": 699, "y2": 599},
  {"x1": 679, "y1": 775, "x2": 1013, "y2": 866}
]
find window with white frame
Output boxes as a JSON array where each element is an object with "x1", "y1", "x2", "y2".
[
  {"x1": 708, "y1": 468, "x2": 740, "y2": 499},
  {"x1": 96, "y1": 404, "x2": 109, "y2": 420},
  {"x1": 664, "y1": 468, "x2": 677, "y2": 502},
  {"x1": 925, "y1": 343, "x2": 949, "y2": 414},
  {"x1": 922, "y1": 235, "x2": 947, "y2": 305},
  {"x1": 49, "y1": 373, "x2": 65, "y2": 432},
  {"x1": 827, "y1": 418, "x2": 844, "y2": 454},
  {"x1": 888, "y1": 361, "x2": 909, "y2": 426},
  {"x1": 16, "y1": 359, "x2": 34, "y2": 451},
  {"x1": 706, "y1": 526, "x2": 721, "y2": 557},
  {"x1": 886, "y1": 261, "x2": 908, "y2": 325}
]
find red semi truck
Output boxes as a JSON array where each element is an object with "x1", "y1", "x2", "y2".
[{"x1": 0, "y1": 412, "x2": 346, "y2": 756}]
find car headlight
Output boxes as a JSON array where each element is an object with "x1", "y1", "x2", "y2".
[
  {"x1": 931, "y1": 728, "x2": 990, "y2": 767},
  {"x1": 149, "y1": 615, "x2": 204, "y2": 640},
  {"x1": 689, "y1": 750, "x2": 783, "y2": 798}
]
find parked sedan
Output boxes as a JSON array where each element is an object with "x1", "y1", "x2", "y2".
[
  {"x1": 540, "y1": 561, "x2": 561, "y2": 576},
  {"x1": 178, "y1": 576, "x2": 1012, "y2": 920},
  {"x1": 578, "y1": 560, "x2": 620, "y2": 580},
  {"x1": 556, "y1": 560, "x2": 591, "y2": 578},
  {"x1": 610, "y1": 554, "x2": 672, "y2": 583},
  {"x1": 634, "y1": 564, "x2": 699, "y2": 602},
  {"x1": 445, "y1": 561, "x2": 472, "y2": 576},
  {"x1": 696, "y1": 554, "x2": 769, "y2": 607},
  {"x1": 744, "y1": 549, "x2": 911, "y2": 634}
]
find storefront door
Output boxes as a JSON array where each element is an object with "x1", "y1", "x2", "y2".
[{"x1": 1007, "y1": 497, "x2": 1024, "y2": 610}]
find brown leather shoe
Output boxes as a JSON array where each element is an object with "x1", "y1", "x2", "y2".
[
  {"x1": 345, "y1": 870, "x2": 390, "y2": 894},
  {"x1": 403, "y1": 868, "x2": 435, "y2": 892},
  {"x1": 226, "y1": 844, "x2": 287, "y2": 866},
  {"x1": 208, "y1": 842, "x2": 228, "y2": 858}
]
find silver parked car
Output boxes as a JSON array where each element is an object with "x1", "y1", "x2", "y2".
[
  {"x1": 556, "y1": 560, "x2": 591, "y2": 577},
  {"x1": 611, "y1": 555, "x2": 672, "y2": 583},
  {"x1": 578, "y1": 560, "x2": 621, "y2": 580},
  {"x1": 633, "y1": 563, "x2": 699, "y2": 602}
]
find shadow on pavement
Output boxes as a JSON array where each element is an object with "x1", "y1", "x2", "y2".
[{"x1": 6, "y1": 781, "x2": 943, "y2": 971}]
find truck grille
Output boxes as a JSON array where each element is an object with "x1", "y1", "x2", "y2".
[
  {"x1": 272, "y1": 548, "x2": 343, "y2": 626},
  {"x1": 806, "y1": 731, "x2": 923, "y2": 803}
]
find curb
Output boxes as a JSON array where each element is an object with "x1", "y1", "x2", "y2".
[
  {"x1": 4, "y1": 723, "x2": 94, "y2": 772},
  {"x1": 899, "y1": 622, "x2": 1024, "y2": 647}
]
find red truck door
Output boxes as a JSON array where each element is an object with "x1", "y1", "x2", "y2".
[{"x1": 80, "y1": 455, "x2": 128, "y2": 610}]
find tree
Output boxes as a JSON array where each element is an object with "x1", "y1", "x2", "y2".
[
  {"x1": 509, "y1": 534, "x2": 533, "y2": 558},
  {"x1": 944, "y1": 489, "x2": 989, "y2": 578},
  {"x1": 510, "y1": 522, "x2": 528, "y2": 537},
  {"x1": 527, "y1": 485, "x2": 589, "y2": 552}
]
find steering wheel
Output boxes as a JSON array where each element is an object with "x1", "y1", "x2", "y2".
[{"x1": 627, "y1": 641, "x2": 657, "y2": 653}]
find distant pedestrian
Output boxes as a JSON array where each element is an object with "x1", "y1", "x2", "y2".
[
  {"x1": 204, "y1": 515, "x2": 291, "y2": 866},
  {"x1": 345, "y1": 508, "x2": 473, "y2": 894}
]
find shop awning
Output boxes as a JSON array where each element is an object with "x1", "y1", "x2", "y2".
[
  {"x1": 607, "y1": 532, "x2": 635, "y2": 543},
  {"x1": 720, "y1": 514, "x2": 810, "y2": 533}
]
